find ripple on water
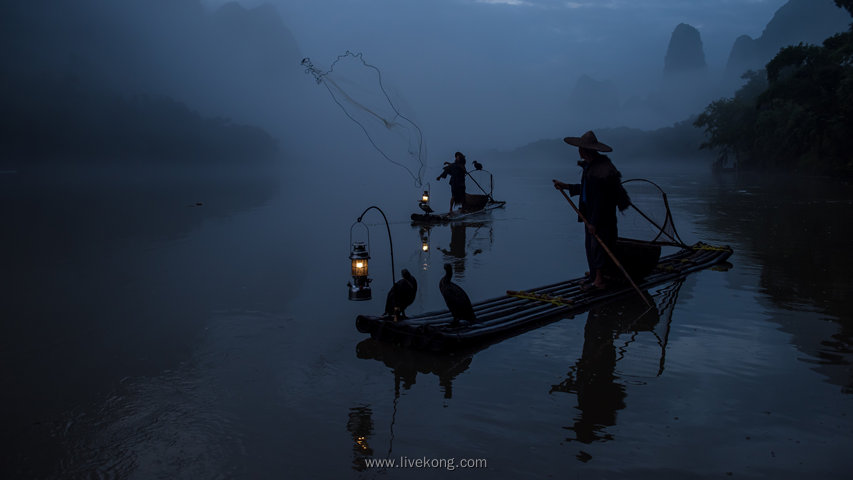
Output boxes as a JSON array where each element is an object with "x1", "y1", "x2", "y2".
[
  {"x1": 52, "y1": 311, "x2": 301, "y2": 479},
  {"x1": 55, "y1": 371, "x2": 243, "y2": 480}
]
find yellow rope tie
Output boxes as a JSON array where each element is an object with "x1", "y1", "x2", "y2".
[
  {"x1": 691, "y1": 242, "x2": 732, "y2": 252},
  {"x1": 506, "y1": 290, "x2": 574, "y2": 306}
]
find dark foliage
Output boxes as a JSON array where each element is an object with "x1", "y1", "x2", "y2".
[{"x1": 695, "y1": 4, "x2": 853, "y2": 174}]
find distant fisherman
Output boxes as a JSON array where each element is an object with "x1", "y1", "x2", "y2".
[
  {"x1": 436, "y1": 152, "x2": 467, "y2": 214},
  {"x1": 553, "y1": 131, "x2": 630, "y2": 290}
]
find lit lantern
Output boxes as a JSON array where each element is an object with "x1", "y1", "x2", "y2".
[
  {"x1": 421, "y1": 190, "x2": 430, "y2": 204},
  {"x1": 348, "y1": 241, "x2": 372, "y2": 300}
]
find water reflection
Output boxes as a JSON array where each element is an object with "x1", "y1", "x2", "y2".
[
  {"x1": 695, "y1": 173, "x2": 853, "y2": 393},
  {"x1": 346, "y1": 405, "x2": 375, "y2": 472},
  {"x1": 352, "y1": 340, "x2": 480, "y2": 471},
  {"x1": 551, "y1": 281, "x2": 683, "y2": 443},
  {"x1": 355, "y1": 338, "x2": 475, "y2": 399},
  {"x1": 355, "y1": 279, "x2": 685, "y2": 451},
  {"x1": 414, "y1": 223, "x2": 495, "y2": 277},
  {"x1": 0, "y1": 165, "x2": 286, "y2": 479}
]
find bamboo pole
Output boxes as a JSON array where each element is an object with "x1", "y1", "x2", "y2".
[{"x1": 556, "y1": 187, "x2": 653, "y2": 308}]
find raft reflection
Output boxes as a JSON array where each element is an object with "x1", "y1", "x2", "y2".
[
  {"x1": 355, "y1": 338, "x2": 477, "y2": 399},
  {"x1": 353, "y1": 279, "x2": 684, "y2": 460},
  {"x1": 350, "y1": 340, "x2": 482, "y2": 471}
]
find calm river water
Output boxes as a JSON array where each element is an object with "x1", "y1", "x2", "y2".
[{"x1": 2, "y1": 156, "x2": 852, "y2": 479}]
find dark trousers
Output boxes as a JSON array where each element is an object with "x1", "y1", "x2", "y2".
[
  {"x1": 451, "y1": 187, "x2": 466, "y2": 205},
  {"x1": 585, "y1": 225, "x2": 616, "y2": 272}
]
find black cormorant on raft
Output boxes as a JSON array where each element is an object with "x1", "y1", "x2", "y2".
[
  {"x1": 355, "y1": 241, "x2": 733, "y2": 352},
  {"x1": 384, "y1": 269, "x2": 418, "y2": 321},
  {"x1": 438, "y1": 263, "x2": 477, "y2": 325}
]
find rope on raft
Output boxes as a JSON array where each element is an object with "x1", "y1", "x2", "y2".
[
  {"x1": 690, "y1": 242, "x2": 732, "y2": 252},
  {"x1": 506, "y1": 290, "x2": 575, "y2": 307}
]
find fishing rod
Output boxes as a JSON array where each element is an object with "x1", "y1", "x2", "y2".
[
  {"x1": 555, "y1": 187, "x2": 653, "y2": 308},
  {"x1": 465, "y1": 169, "x2": 496, "y2": 202}
]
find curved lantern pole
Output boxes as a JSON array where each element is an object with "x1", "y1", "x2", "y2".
[{"x1": 347, "y1": 206, "x2": 396, "y2": 301}]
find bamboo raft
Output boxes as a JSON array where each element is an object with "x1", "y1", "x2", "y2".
[
  {"x1": 355, "y1": 242, "x2": 733, "y2": 351},
  {"x1": 410, "y1": 197, "x2": 506, "y2": 224}
]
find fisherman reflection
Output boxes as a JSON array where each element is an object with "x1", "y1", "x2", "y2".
[
  {"x1": 436, "y1": 224, "x2": 490, "y2": 276},
  {"x1": 551, "y1": 295, "x2": 660, "y2": 443},
  {"x1": 438, "y1": 224, "x2": 467, "y2": 257},
  {"x1": 346, "y1": 405, "x2": 375, "y2": 471},
  {"x1": 436, "y1": 224, "x2": 467, "y2": 276}
]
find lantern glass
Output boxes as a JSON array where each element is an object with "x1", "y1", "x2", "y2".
[
  {"x1": 421, "y1": 191, "x2": 429, "y2": 203},
  {"x1": 351, "y1": 258, "x2": 369, "y2": 277},
  {"x1": 349, "y1": 241, "x2": 370, "y2": 277}
]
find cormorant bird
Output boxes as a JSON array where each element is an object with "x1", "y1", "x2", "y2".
[
  {"x1": 419, "y1": 202, "x2": 434, "y2": 214},
  {"x1": 384, "y1": 269, "x2": 418, "y2": 320},
  {"x1": 472, "y1": 160, "x2": 483, "y2": 170},
  {"x1": 439, "y1": 263, "x2": 477, "y2": 325}
]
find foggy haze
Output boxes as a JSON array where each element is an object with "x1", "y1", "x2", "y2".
[
  {"x1": 215, "y1": 0, "x2": 792, "y2": 151},
  {"x1": 4, "y1": 3, "x2": 853, "y2": 478},
  {"x1": 3, "y1": 0, "x2": 848, "y2": 164}
]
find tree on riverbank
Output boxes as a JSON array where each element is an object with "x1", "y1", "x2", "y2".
[{"x1": 694, "y1": 0, "x2": 853, "y2": 174}]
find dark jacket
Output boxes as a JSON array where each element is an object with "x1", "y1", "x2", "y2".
[
  {"x1": 437, "y1": 161, "x2": 466, "y2": 189},
  {"x1": 567, "y1": 156, "x2": 630, "y2": 234}
]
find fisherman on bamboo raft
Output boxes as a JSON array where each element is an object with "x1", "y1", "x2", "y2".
[
  {"x1": 436, "y1": 152, "x2": 468, "y2": 214},
  {"x1": 553, "y1": 131, "x2": 630, "y2": 291}
]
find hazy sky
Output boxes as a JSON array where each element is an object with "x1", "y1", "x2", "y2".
[
  {"x1": 211, "y1": 0, "x2": 789, "y2": 72},
  {"x1": 213, "y1": 0, "x2": 791, "y2": 150}
]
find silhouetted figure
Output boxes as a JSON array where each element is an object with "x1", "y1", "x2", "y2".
[
  {"x1": 436, "y1": 152, "x2": 467, "y2": 213},
  {"x1": 384, "y1": 269, "x2": 418, "y2": 320},
  {"x1": 439, "y1": 263, "x2": 477, "y2": 325},
  {"x1": 553, "y1": 130, "x2": 630, "y2": 291},
  {"x1": 472, "y1": 160, "x2": 483, "y2": 170}
]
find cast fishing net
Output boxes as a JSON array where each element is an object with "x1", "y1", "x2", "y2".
[
  {"x1": 302, "y1": 51, "x2": 427, "y2": 187},
  {"x1": 618, "y1": 178, "x2": 687, "y2": 248}
]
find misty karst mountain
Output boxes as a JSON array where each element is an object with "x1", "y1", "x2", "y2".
[
  {"x1": 567, "y1": 21, "x2": 718, "y2": 132},
  {"x1": 0, "y1": 0, "x2": 305, "y2": 167},
  {"x1": 725, "y1": 0, "x2": 851, "y2": 81},
  {"x1": 2, "y1": 0, "x2": 850, "y2": 170},
  {"x1": 530, "y1": 0, "x2": 852, "y2": 165},
  {"x1": 664, "y1": 23, "x2": 707, "y2": 75}
]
